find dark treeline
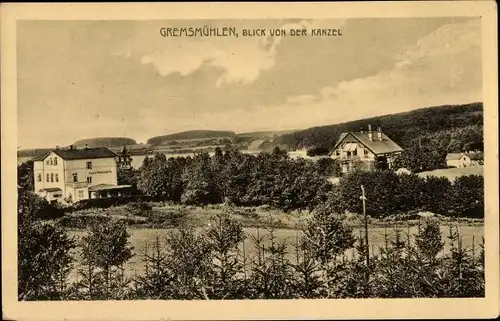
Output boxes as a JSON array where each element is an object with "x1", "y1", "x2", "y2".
[
  {"x1": 135, "y1": 147, "x2": 338, "y2": 212},
  {"x1": 275, "y1": 102, "x2": 483, "y2": 152},
  {"x1": 17, "y1": 146, "x2": 484, "y2": 217},
  {"x1": 119, "y1": 148, "x2": 483, "y2": 217}
]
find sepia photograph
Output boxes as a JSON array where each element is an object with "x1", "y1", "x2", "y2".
[{"x1": 2, "y1": 2, "x2": 499, "y2": 320}]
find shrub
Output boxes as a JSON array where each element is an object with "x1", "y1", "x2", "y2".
[
  {"x1": 74, "y1": 219, "x2": 134, "y2": 300},
  {"x1": 450, "y1": 175, "x2": 484, "y2": 217},
  {"x1": 18, "y1": 191, "x2": 75, "y2": 300},
  {"x1": 125, "y1": 201, "x2": 153, "y2": 216},
  {"x1": 421, "y1": 176, "x2": 452, "y2": 215}
]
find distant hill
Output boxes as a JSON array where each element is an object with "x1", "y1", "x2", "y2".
[
  {"x1": 147, "y1": 130, "x2": 236, "y2": 146},
  {"x1": 275, "y1": 102, "x2": 483, "y2": 151},
  {"x1": 74, "y1": 137, "x2": 137, "y2": 148},
  {"x1": 236, "y1": 130, "x2": 298, "y2": 138},
  {"x1": 18, "y1": 148, "x2": 52, "y2": 158}
]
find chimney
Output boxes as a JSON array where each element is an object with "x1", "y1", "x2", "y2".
[
  {"x1": 360, "y1": 127, "x2": 364, "y2": 134},
  {"x1": 55, "y1": 145, "x2": 60, "y2": 150},
  {"x1": 70, "y1": 145, "x2": 74, "y2": 150},
  {"x1": 377, "y1": 126, "x2": 382, "y2": 141},
  {"x1": 84, "y1": 144, "x2": 88, "y2": 150},
  {"x1": 368, "y1": 124, "x2": 373, "y2": 141}
]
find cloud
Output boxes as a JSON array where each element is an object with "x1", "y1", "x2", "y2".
[
  {"x1": 116, "y1": 19, "x2": 346, "y2": 87},
  {"x1": 234, "y1": 19, "x2": 482, "y2": 131},
  {"x1": 286, "y1": 94, "x2": 317, "y2": 105}
]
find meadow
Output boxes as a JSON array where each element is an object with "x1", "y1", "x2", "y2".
[
  {"x1": 66, "y1": 211, "x2": 484, "y2": 281},
  {"x1": 417, "y1": 166, "x2": 484, "y2": 181}
]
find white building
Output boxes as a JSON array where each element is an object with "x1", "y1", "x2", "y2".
[
  {"x1": 33, "y1": 146, "x2": 131, "y2": 204},
  {"x1": 446, "y1": 151, "x2": 484, "y2": 168},
  {"x1": 329, "y1": 125, "x2": 404, "y2": 173}
]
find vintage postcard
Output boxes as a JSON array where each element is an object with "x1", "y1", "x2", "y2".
[{"x1": 1, "y1": 2, "x2": 499, "y2": 320}]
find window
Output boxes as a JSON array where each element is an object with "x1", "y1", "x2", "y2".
[
  {"x1": 50, "y1": 158, "x2": 53, "y2": 165},
  {"x1": 353, "y1": 150, "x2": 357, "y2": 156},
  {"x1": 37, "y1": 174, "x2": 42, "y2": 182},
  {"x1": 335, "y1": 150, "x2": 340, "y2": 156},
  {"x1": 46, "y1": 159, "x2": 50, "y2": 165},
  {"x1": 87, "y1": 176, "x2": 92, "y2": 184},
  {"x1": 46, "y1": 173, "x2": 50, "y2": 182},
  {"x1": 364, "y1": 149, "x2": 369, "y2": 156},
  {"x1": 86, "y1": 161, "x2": 92, "y2": 169},
  {"x1": 50, "y1": 173, "x2": 54, "y2": 182},
  {"x1": 55, "y1": 174, "x2": 59, "y2": 182},
  {"x1": 54, "y1": 158, "x2": 58, "y2": 166},
  {"x1": 78, "y1": 190, "x2": 84, "y2": 198},
  {"x1": 72, "y1": 173, "x2": 78, "y2": 182}
]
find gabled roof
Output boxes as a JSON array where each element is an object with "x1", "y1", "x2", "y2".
[
  {"x1": 331, "y1": 131, "x2": 403, "y2": 155},
  {"x1": 446, "y1": 153, "x2": 463, "y2": 161},
  {"x1": 33, "y1": 147, "x2": 118, "y2": 161}
]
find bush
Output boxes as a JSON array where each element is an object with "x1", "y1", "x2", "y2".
[
  {"x1": 450, "y1": 175, "x2": 484, "y2": 217},
  {"x1": 338, "y1": 170, "x2": 401, "y2": 217},
  {"x1": 125, "y1": 201, "x2": 153, "y2": 216},
  {"x1": 18, "y1": 191, "x2": 75, "y2": 300},
  {"x1": 73, "y1": 219, "x2": 134, "y2": 300}
]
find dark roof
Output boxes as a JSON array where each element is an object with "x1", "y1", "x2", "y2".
[
  {"x1": 34, "y1": 147, "x2": 117, "y2": 161},
  {"x1": 464, "y1": 152, "x2": 484, "y2": 160},
  {"x1": 331, "y1": 131, "x2": 403, "y2": 155}
]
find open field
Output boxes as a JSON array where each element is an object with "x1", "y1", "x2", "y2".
[
  {"x1": 418, "y1": 166, "x2": 483, "y2": 181},
  {"x1": 64, "y1": 204, "x2": 484, "y2": 282},
  {"x1": 67, "y1": 223, "x2": 483, "y2": 281}
]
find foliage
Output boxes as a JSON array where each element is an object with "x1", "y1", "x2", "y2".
[
  {"x1": 18, "y1": 191, "x2": 75, "y2": 300},
  {"x1": 20, "y1": 205, "x2": 484, "y2": 300},
  {"x1": 18, "y1": 160, "x2": 34, "y2": 191},
  {"x1": 117, "y1": 167, "x2": 139, "y2": 189},
  {"x1": 392, "y1": 145, "x2": 447, "y2": 173},
  {"x1": 74, "y1": 219, "x2": 134, "y2": 299},
  {"x1": 275, "y1": 102, "x2": 483, "y2": 151},
  {"x1": 306, "y1": 147, "x2": 330, "y2": 157},
  {"x1": 450, "y1": 175, "x2": 484, "y2": 217}
]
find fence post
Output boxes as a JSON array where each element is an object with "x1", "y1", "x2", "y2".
[{"x1": 360, "y1": 185, "x2": 370, "y2": 268}]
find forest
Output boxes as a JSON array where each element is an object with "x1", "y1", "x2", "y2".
[{"x1": 275, "y1": 102, "x2": 483, "y2": 152}]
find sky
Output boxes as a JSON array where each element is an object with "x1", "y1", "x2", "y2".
[{"x1": 17, "y1": 17, "x2": 482, "y2": 149}]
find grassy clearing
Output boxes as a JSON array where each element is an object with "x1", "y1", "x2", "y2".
[
  {"x1": 417, "y1": 166, "x2": 483, "y2": 181},
  {"x1": 67, "y1": 223, "x2": 483, "y2": 282},
  {"x1": 63, "y1": 203, "x2": 484, "y2": 282}
]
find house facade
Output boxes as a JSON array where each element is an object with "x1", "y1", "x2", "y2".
[
  {"x1": 446, "y1": 152, "x2": 483, "y2": 168},
  {"x1": 33, "y1": 146, "x2": 130, "y2": 204},
  {"x1": 459, "y1": 152, "x2": 484, "y2": 167},
  {"x1": 330, "y1": 125, "x2": 403, "y2": 173}
]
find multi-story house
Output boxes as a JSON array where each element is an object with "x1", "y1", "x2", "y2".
[
  {"x1": 33, "y1": 145, "x2": 130, "y2": 203},
  {"x1": 330, "y1": 125, "x2": 404, "y2": 173}
]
